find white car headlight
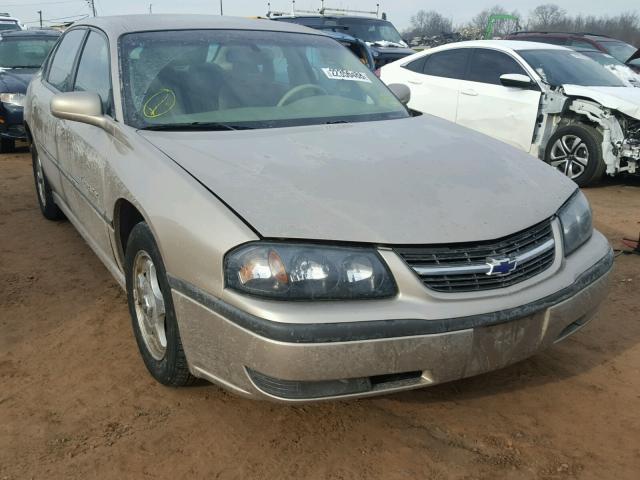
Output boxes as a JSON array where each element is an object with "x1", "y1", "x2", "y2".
[
  {"x1": 225, "y1": 243, "x2": 397, "y2": 300},
  {"x1": 0, "y1": 93, "x2": 25, "y2": 107},
  {"x1": 558, "y1": 190, "x2": 593, "y2": 256}
]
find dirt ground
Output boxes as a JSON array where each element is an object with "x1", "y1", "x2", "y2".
[{"x1": 1, "y1": 149, "x2": 639, "y2": 480}]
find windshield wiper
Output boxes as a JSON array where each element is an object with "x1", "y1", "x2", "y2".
[
  {"x1": 141, "y1": 122, "x2": 254, "y2": 131},
  {"x1": 4, "y1": 65, "x2": 40, "y2": 69}
]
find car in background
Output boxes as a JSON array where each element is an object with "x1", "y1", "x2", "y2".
[
  {"x1": 381, "y1": 40, "x2": 640, "y2": 186},
  {"x1": 322, "y1": 28, "x2": 375, "y2": 71},
  {"x1": 0, "y1": 13, "x2": 25, "y2": 32},
  {"x1": 270, "y1": 14, "x2": 414, "y2": 68},
  {"x1": 506, "y1": 31, "x2": 640, "y2": 73},
  {"x1": 0, "y1": 29, "x2": 60, "y2": 152},
  {"x1": 25, "y1": 15, "x2": 612, "y2": 402}
]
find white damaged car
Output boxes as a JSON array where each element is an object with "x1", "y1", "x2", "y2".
[{"x1": 381, "y1": 40, "x2": 640, "y2": 186}]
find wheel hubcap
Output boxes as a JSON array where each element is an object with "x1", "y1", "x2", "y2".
[
  {"x1": 35, "y1": 155, "x2": 46, "y2": 205},
  {"x1": 132, "y1": 251, "x2": 167, "y2": 361},
  {"x1": 549, "y1": 135, "x2": 589, "y2": 180}
]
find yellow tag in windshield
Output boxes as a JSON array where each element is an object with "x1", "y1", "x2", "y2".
[{"x1": 143, "y1": 89, "x2": 176, "y2": 118}]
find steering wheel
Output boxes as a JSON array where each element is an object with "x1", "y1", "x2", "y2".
[{"x1": 277, "y1": 84, "x2": 328, "y2": 107}]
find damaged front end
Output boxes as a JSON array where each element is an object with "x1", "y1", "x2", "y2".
[{"x1": 531, "y1": 85, "x2": 640, "y2": 177}]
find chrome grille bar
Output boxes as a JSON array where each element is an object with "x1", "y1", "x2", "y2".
[{"x1": 413, "y1": 238, "x2": 555, "y2": 277}]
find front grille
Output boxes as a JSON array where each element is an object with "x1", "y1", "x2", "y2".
[{"x1": 395, "y1": 219, "x2": 556, "y2": 293}]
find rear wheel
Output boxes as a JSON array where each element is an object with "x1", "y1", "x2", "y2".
[
  {"x1": 125, "y1": 222, "x2": 196, "y2": 387},
  {"x1": 545, "y1": 124, "x2": 605, "y2": 187},
  {"x1": 31, "y1": 144, "x2": 64, "y2": 220}
]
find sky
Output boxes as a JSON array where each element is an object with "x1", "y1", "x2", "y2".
[{"x1": 4, "y1": 0, "x2": 638, "y2": 31}]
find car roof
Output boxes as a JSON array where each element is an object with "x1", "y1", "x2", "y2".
[
  {"x1": 429, "y1": 40, "x2": 570, "y2": 54},
  {"x1": 73, "y1": 14, "x2": 327, "y2": 39},
  {"x1": 510, "y1": 31, "x2": 612, "y2": 40}
]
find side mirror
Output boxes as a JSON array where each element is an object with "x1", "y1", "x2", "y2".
[
  {"x1": 500, "y1": 73, "x2": 535, "y2": 89},
  {"x1": 50, "y1": 92, "x2": 109, "y2": 130},
  {"x1": 388, "y1": 83, "x2": 411, "y2": 105}
]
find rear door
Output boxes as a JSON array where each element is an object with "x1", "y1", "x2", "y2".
[
  {"x1": 403, "y1": 48, "x2": 471, "y2": 122},
  {"x1": 455, "y1": 48, "x2": 541, "y2": 152},
  {"x1": 55, "y1": 29, "x2": 115, "y2": 259},
  {"x1": 31, "y1": 28, "x2": 87, "y2": 196}
]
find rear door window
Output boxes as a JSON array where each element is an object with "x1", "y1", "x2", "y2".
[
  {"x1": 422, "y1": 49, "x2": 470, "y2": 80},
  {"x1": 403, "y1": 56, "x2": 426, "y2": 73},
  {"x1": 47, "y1": 29, "x2": 86, "y2": 91},
  {"x1": 467, "y1": 49, "x2": 528, "y2": 85}
]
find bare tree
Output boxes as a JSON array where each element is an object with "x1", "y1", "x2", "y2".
[
  {"x1": 405, "y1": 10, "x2": 453, "y2": 38},
  {"x1": 529, "y1": 4, "x2": 567, "y2": 29},
  {"x1": 469, "y1": 5, "x2": 521, "y2": 37}
]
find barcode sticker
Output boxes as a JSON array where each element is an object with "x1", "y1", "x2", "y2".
[{"x1": 321, "y1": 68, "x2": 372, "y2": 83}]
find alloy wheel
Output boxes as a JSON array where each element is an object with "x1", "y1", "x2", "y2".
[
  {"x1": 549, "y1": 135, "x2": 589, "y2": 179},
  {"x1": 132, "y1": 250, "x2": 167, "y2": 361}
]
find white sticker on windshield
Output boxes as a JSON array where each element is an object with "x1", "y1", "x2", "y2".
[
  {"x1": 570, "y1": 53, "x2": 590, "y2": 60},
  {"x1": 321, "y1": 68, "x2": 372, "y2": 83}
]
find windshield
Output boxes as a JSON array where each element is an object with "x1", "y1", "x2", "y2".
[
  {"x1": 518, "y1": 49, "x2": 625, "y2": 87},
  {"x1": 579, "y1": 51, "x2": 640, "y2": 87},
  {"x1": 0, "y1": 37, "x2": 58, "y2": 68},
  {"x1": 335, "y1": 19, "x2": 404, "y2": 45},
  {"x1": 598, "y1": 40, "x2": 637, "y2": 63},
  {"x1": 120, "y1": 30, "x2": 408, "y2": 130},
  {"x1": 0, "y1": 21, "x2": 20, "y2": 32}
]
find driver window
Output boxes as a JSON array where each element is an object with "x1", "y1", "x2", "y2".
[
  {"x1": 74, "y1": 31, "x2": 112, "y2": 115},
  {"x1": 47, "y1": 29, "x2": 86, "y2": 91},
  {"x1": 467, "y1": 49, "x2": 528, "y2": 85}
]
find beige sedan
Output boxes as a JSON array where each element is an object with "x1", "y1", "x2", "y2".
[{"x1": 25, "y1": 15, "x2": 612, "y2": 402}]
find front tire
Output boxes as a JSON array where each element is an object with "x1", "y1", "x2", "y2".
[
  {"x1": 125, "y1": 222, "x2": 196, "y2": 386},
  {"x1": 31, "y1": 144, "x2": 65, "y2": 220},
  {"x1": 544, "y1": 124, "x2": 606, "y2": 187}
]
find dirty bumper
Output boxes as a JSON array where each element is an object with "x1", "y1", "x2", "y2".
[{"x1": 169, "y1": 250, "x2": 613, "y2": 402}]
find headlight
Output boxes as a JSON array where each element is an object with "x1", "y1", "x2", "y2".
[
  {"x1": 225, "y1": 243, "x2": 397, "y2": 300},
  {"x1": 0, "y1": 93, "x2": 25, "y2": 107},
  {"x1": 558, "y1": 190, "x2": 593, "y2": 256}
]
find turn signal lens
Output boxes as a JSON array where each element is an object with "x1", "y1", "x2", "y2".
[{"x1": 225, "y1": 243, "x2": 397, "y2": 300}]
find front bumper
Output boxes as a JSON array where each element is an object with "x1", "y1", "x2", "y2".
[
  {"x1": 0, "y1": 104, "x2": 25, "y2": 140},
  {"x1": 169, "y1": 248, "x2": 613, "y2": 402}
]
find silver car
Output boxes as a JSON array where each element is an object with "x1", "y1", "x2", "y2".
[{"x1": 25, "y1": 15, "x2": 613, "y2": 402}]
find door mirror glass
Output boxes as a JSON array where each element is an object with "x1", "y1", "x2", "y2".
[
  {"x1": 51, "y1": 91, "x2": 109, "y2": 130},
  {"x1": 500, "y1": 73, "x2": 535, "y2": 89},
  {"x1": 388, "y1": 83, "x2": 411, "y2": 104}
]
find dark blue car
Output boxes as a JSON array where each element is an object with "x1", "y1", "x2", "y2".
[{"x1": 0, "y1": 29, "x2": 59, "y2": 152}]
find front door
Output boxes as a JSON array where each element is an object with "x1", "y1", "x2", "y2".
[
  {"x1": 54, "y1": 30, "x2": 114, "y2": 259},
  {"x1": 455, "y1": 48, "x2": 541, "y2": 152}
]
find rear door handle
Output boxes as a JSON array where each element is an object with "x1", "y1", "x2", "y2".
[
  {"x1": 408, "y1": 80, "x2": 423, "y2": 85},
  {"x1": 461, "y1": 89, "x2": 478, "y2": 96}
]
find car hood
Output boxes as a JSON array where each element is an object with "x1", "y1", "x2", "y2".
[
  {"x1": 562, "y1": 84, "x2": 640, "y2": 119},
  {"x1": 140, "y1": 116, "x2": 576, "y2": 244},
  {"x1": 0, "y1": 67, "x2": 37, "y2": 93},
  {"x1": 369, "y1": 44, "x2": 414, "y2": 56}
]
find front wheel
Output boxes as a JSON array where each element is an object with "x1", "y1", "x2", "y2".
[
  {"x1": 544, "y1": 124, "x2": 606, "y2": 187},
  {"x1": 125, "y1": 222, "x2": 196, "y2": 386}
]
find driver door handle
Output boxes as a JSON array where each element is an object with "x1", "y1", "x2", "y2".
[
  {"x1": 408, "y1": 80, "x2": 423, "y2": 85},
  {"x1": 461, "y1": 89, "x2": 478, "y2": 96}
]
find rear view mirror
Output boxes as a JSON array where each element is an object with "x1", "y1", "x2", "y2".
[
  {"x1": 500, "y1": 73, "x2": 535, "y2": 89},
  {"x1": 388, "y1": 83, "x2": 411, "y2": 105},
  {"x1": 50, "y1": 92, "x2": 110, "y2": 130}
]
